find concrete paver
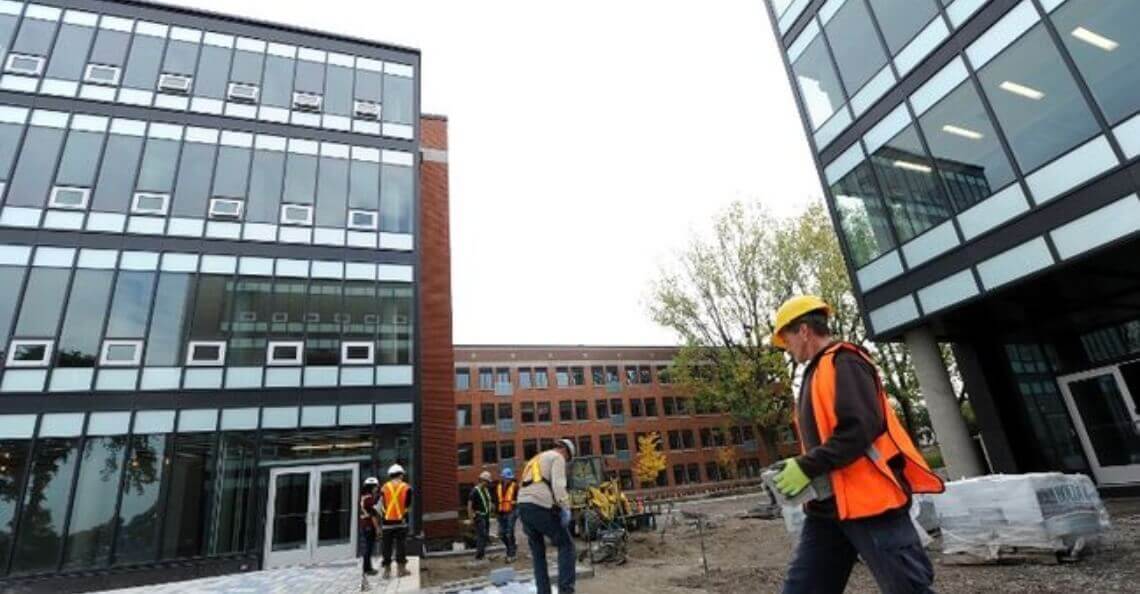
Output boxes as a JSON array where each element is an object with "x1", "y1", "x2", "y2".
[{"x1": 94, "y1": 558, "x2": 420, "y2": 594}]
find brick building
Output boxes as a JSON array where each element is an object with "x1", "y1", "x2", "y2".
[{"x1": 454, "y1": 345, "x2": 799, "y2": 512}]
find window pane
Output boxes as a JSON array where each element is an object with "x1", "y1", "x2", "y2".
[
  {"x1": 90, "y1": 28, "x2": 131, "y2": 67},
  {"x1": 378, "y1": 284, "x2": 413, "y2": 364},
  {"x1": 189, "y1": 275, "x2": 233, "y2": 342},
  {"x1": 10, "y1": 438, "x2": 80, "y2": 575},
  {"x1": 1051, "y1": 0, "x2": 1140, "y2": 125},
  {"x1": 348, "y1": 160, "x2": 379, "y2": 210},
  {"x1": 262, "y1": 55, "x2": 295, "y2": 107},
  {"x1": 213, "y1": 146, "x2": 252, "y2": 199},
  {"x1": 247, "y1": 149, "x2": 285, "y2": 223},
  {"x1": 0, "y1": 267, "x2": 27, "y2": 360},
  {"x1": 305, "y1": 281, "x2": 341, "y2": 365},
  {"x1": 56, "y1": 130, "x2": 106, "y2": 187},
  {"x1": 62, "y1": 436, "x2": 127, "y2": 570},
  {"x1": 209, "y1": 433, "x2": 257, "y2": 555},
  {"x1": 0, "y1": 121, "x2": 22, "y2": 182},
  {"x1": 0, "y1": 439, "x2": 31, "y2": 567},
  {"x1": 122, "y1": 34, "x2": 165, "y2": 89},
  {"x1": 976, "y1": 24, "x2": 1100, "y2": 173},
  {"x1": 162, "y1": 39, "x2": 199, "y2": 76},
  {"x1": 870, "y1": 124, "x2": 953, "y2": 241},
  {"x1": 380, "y1": 164, "x2": 413, "y2": 233},
  {"x1": 342, "y1": 282, "x2": 377, "y2": 339},
  {"x1": 106, "y1": 271, "x2": 157, "y2": 338},
  {"x1": 113, "y1": 434, "x2": 168, "y2": 565},
  {"x1": 57, "y1": 270, "x2": 114, "y2": 367},
  {"x1": 171, "y1": 142, "x2": 218, "y2": 217},
  {"x1": 194, "y1": 45, "x2": 232, "y2": 98},
  {"x1": 230, "y1": 49, "x2": 264, "y2": 86},
  {"x1": 315, "y1": 156, "x2": 348, "y2": 227},
  {"x1": 868, "y1": 0, "x2": 939, "y2": 55},
  {"x1": 824, "y1": 0, "x2": 889, "y2": 94},
  {"x1": 11, "y1": 16, "x2": 56, "y2": 56},
  {"x1": 355, "y1": 69, "x2": 382, "y2": 103},
  {"x1": 295, "y1": 59, "x2": 325, "y2": 94},
  {"x1": 7, "y1": 126, "x2": 66, "y2": 208},
  {"x1": 382, "y1": 75, "x2": 414, "y2": 124},
  {"x1": 271, "y1": 279, "x2": 306, "y2": 337},
  {"x1": 917, "y1": 80, "x2": 1016, "y2": 211},
  {"x1": 324, "y1": 64, "x2": 353, "y2": 116},
  {"x1": 45, "y1": 23, "x2": 96, "y2": 80},
  {"x1": 136, "y1": 137, "x2": 180, "y2": 193},
  {"x1": 830, "y1": 160, "x2": 896, "y2": 267},
  {"x1": 145, "y1": 273, "x2": 194, "y2": 366},
  {"x1": 15, "y1": 267, "x2": 71, "y2": 338},
  {"x1": 229, "y1": 278, "x2": 271, "y2": 365},
  {"x1": 283, "y1": 153, "x2": 317, "y2": 205},
  {"x1": 793, "y1": 32, "x2": 847, "y2": 130},
  {"x1": 92, "y1": 133, "x2": 143, "y2": 211},
  {"x1": 161, "y1": 433, "x2": 216, "y2": 559},
  {"x1": 0, "y1": 14, "x2": 20, "y2": 66}
]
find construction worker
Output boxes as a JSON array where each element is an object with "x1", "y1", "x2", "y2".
[
  {"x1": 379, "y1": 464, "x2": 413, "y2": 579},
  {"x1": 466, "y1": 470, "x2": 494, "y2": 561},
  {"x1": 359, "y1": 477, "x2": 381, "y2": 577},
  {"x1": 495, "y1": 467, "x2": 520, "y2": 562},
  {"x1": 771, "y1": 295, "x2": 944, "y2": 594},
  {"x1": 518, "y1": 438, "x2": 576, "y2": 594}
]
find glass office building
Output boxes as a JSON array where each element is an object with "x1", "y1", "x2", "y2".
[
  {"x1": 768, "y1": 0, "x2": 1140, "y2": 491},
  {"x1": 0, "y1": 0, "x2": 425, "y2": 588}
]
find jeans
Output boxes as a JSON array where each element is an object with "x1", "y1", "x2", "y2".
[
  {"x1": 474, "y1": 515, "x2": 491, "y2": 559},
  {"x1": 519, "y1": 503, "x2": 575, "y2": 594},
  {"x1": 381, "y1": 523, "x2": 408, "y2": 567},
  {"x1": 360, "y1": 525, "x2": 377, "y2": 573},
  {"x1": 782, "y1": 509, "x2": 935, "y2": 594},
  {"x1": 498, "y1": 510, "x2": 518, "y2": 558}
]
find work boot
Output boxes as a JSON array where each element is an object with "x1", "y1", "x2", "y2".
[
  {"x1": 397, "y1": 563, "x2": 412, "y2": 578},
  {"x1": 382, "y1": 566, "x2": 391, "y2": 579}
]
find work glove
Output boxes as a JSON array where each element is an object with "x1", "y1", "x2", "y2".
[
  {"x1": 559, "y1": 508, "x2": 572, "y2": 528},
  {"x1": 774, "y1": 458, "x2": 811, "y2": 497}
]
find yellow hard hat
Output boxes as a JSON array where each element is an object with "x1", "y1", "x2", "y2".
[{"x1": 771, "y1": 295, "x2": 832, "y2": 349}]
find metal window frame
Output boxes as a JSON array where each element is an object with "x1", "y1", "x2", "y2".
[
  {"x1": 48, "y1": 185, "x2": 92, "y2": 210},
  {"x1": 340, "y1": 340, "x2": 374, "y2": 365},
  {"x1": 4, "y1": 53, "x2": 46, "y2": 76},
  {"x1": 131, "y1": 191, "x2": 171, "y2": 215},
  {"x1": 266, "y1": 340, "x2": 303, "y2": 366},
  {"x1": 157, "y1": 72, "x2": 194, "y2": 94},
  {"x1": 84, "y1": 63, "x2": 123, "y2": 86},
  {"x1": 208, "y1": 197, "x2": 245, "y2": 220},
  {"x1": 279, "y1": 203, "x2": 314, "y2": 226},
  {"x1": 6, "y1": 339, "x2": 55, "y2": 367},
  {"x1": 346, "y1": 209, "x2": 378, "y2": 230},
  {"x1": 185, "y1": 340, "x2": 227, "y2": 366},
  {"x1": 99, "y1": 339, "x2": 144, "y2": 366}
]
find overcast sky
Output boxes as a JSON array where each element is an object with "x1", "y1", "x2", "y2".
[{"x1": 166, "y1": 0, "x2": 823, "y2": 346}]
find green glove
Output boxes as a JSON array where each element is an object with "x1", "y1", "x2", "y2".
[{"x1": 774, "y1": 458, "x2": 811, "y2": 497}]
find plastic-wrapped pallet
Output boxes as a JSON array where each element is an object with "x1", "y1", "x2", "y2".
[{"x1": 933, "y1": 472, "x2": 1110, "y2": 559}]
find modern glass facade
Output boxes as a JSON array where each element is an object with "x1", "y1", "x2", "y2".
[
  {"x1": 770, "y1": 0, "x2": 1140, "y2": 489},
  {"x1": 0, "y1": 0, "x2": 423, "y2": 586}
]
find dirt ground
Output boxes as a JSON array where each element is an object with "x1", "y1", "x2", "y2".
[{"x1": 421, "y1": 491, "x2": 1140, "y2": 593}]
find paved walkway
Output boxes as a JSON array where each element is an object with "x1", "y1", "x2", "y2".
[{"x1": 96, "y1": 558, "x2": 421, "y2": 594}]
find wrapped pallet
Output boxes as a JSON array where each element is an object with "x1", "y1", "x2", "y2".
[{"x1": 934, "y1": 473, "x2": 1110, "y2": 560}]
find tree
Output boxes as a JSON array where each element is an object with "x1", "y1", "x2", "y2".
[
  {"x1": 633, "y1": 432, "x2": 668, "y2": 488},
  {"x1": 715, "y1": 446, "x2": 738, "y2": 480}
]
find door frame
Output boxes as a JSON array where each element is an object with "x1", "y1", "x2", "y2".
[
  {"x1": 1056, "y1": 364, "x2": 1140, "y2": 486},
  {"x1": 264, "y1": 463, "x2": 359, "y2": 568}
]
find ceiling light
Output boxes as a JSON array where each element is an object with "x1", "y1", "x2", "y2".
[
  {"x1": 1071, "y1": 26, "x2": 1118, "y2": 51},
  {"x1": 892, "y1": 160, "x2": 932, "y2": 174},
  {"x1": 999, "y1": 81, "x2": 1045, "y2": 100},
  {"x1": 942, "y1": 124, "x2": 984, "y2": 140}
]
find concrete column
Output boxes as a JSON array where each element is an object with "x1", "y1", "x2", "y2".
[{"x1": 904, "y1": 326, "x2": 985, "y2": 480}]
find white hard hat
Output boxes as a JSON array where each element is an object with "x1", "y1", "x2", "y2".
[
  {"x1": 557, "y1": 438, "x2": 576, "y2": 457},
  {"x1": 388, "y1": 464, "x2": 405, "y2": 477},
  {"x1": 479, "y1": 470, "x2": 492, "y2": 481},
  {"x1": 364, "y1": 476, "x2": 379, "y2": 486}
]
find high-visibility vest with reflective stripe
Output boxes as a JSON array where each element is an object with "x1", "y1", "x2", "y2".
[
  {"x1": 497, "y1": 480, "x2": 517, "y2": 513},
  {"x1": 522, "y1": 455, "x2": 544, "y2": 486},
  {"x1": 381, "y1": 480, "x2": 409, "y2": 522},
  {"x1": 803, "y1": 342, "x2": 945, "y2": 520}
]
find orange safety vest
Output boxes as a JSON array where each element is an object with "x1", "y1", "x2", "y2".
[
  {"x1": 803, "y1": 342, "x2": 944, "y2": 520},
  {"x1": 381, "y1": 480, "x2": 410, "y2": 522},
  {"x1": 496, "y1": 480, "x2": 517, "y2": 513}
]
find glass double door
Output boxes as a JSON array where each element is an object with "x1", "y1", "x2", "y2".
[
  {"x1": 1057, "y1": 360, "x2": 1140, "y2": 485},
  {"x1": 264, "y1": 464, "x2": 358, "y2": 568}
]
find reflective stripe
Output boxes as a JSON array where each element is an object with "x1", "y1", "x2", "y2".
[
  {"x1": 497, "y1": 481, "x2": 517, "y2": 513},
  {"x1": 382, "y1": 480, "x2": 409, "y2": 521},
  {"x1": 866, "y1": 445, "x2": 881, "y2": 461}
]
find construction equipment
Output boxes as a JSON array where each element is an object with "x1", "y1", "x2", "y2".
[{"x1": 563, "y1": 455, "x2": 656, "y2": 565}]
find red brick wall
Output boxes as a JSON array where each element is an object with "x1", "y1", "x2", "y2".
[{"x1": 419, "y1": 115, "x2": 458, "y2": 538}]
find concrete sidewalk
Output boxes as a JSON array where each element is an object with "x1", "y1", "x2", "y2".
[{"x1": 96, "y1": 558, "x2": 421, "y2": 594}]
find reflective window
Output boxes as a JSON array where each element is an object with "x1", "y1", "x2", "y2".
[
  {"x1": 869, "y1": 0, "x2": 940, "y2": 55},
  {"x1": 348, "y1": 160, "x2": 380, "y2": 210},
  {"x1": 918, "y1": 80, "x2": 1016, "y2": 211},
  {"x1": 62, "y1": 436, "x2": 128, "y2": 569},
  {"x1": 0, "y1": 119, "x2": 22, "y2": 182},
  {"x1": 9, "y1": 438, "x2": 80, "y2": 575},
  {"x1": 145, "y1": 272, "x2": 194, "y2": 366},
  {"x1": 380, "y1": 164, "x2": 413, "y2": 233},
  {"x1": 247, "y1": 148, "x2": 285, "y2": 223},
  {"x1": 7, "y1": 125, "x2": 66, "y2": 208},
  {"x1": 161, "y1": 38, "x2": 199, "y2": 76},
  {"x1": 11, "y1": 15, "x2": 57, "y2": 56},
  {"x1": 792, "y1": 32, "x2": 847, "y2": 130},
  {"x1": 90, "y1": 26, "x2": 131, "y2": 67},
  {"x1": 136, "y1": 137, "x2": 180, "y2": 193},
  {"x1": 1051, "y1": 0, "x2": 1140, "y2": 125},
  {"x1": 15, "y1": 267, "x2": 71, "y2": 338},
  {"x1": 976, "y1": 24, "x2": 1100, "y2": 173},
  {"x1": 229, "y1": 278, "x2": 271, "y2": 365},
  {"x1": 160, "y1": 433, "x2": 216, "y2": 559},
  {"x1": 0, "y1": 439, "x2": 31, "y2": 568},
  {"x1": 262, "y1": 55, "x2": 295, "y2": 107},
  {"x1": 283, "y1": 152, "x2": 317, "y2": 205},
  {"x1": 824, "y1": 0, "x2": 890, "y2": 94},
  {"x1": 56, "y1": 129, "x2": 106, "y2": 188},
  {"x1": 379, "y1": 284, "x2": 412, "y2": 364},
  {"x1": 92, "y1": 132, "x2": 143, "y2": 211},
  {"x1": 113, "y1": 433, "x2": 169, "y2": 565},
  {"x1": 830, "y1": 160, "x2": 896, "y2": 267},
  {"x1": 294, "y1": 58, "x2": 325, "y2": 94},
  {"x1": 0, "y1": 12, "x2": 18, "y2": 66},
  {"x1": 306, "y1": 280, "x2": 341, "y2": 365},
  {"x1": 324, "y1": 64, "x2": 353, "y2": 116},
  {"x1": 122, "y1": 33, "x2": 165, "y2": 89},
  {"x1": 45, "y1": 22, "x2": 96, "y2": 80},
  {"x1": 382, "y1": 75, "x2": 414, "y2": 124},
  {"x1": 230, "y1": 48, "x2": 264, "y2": 86},
  {"x1": 0, "y1": 266, "x2": 27, "y2": 360},
  {"x1": 195, "y1": 44, "x2": 233, "y2": 99},
  {"x1": 343, "y1": 281, "x2": 378, "y2": 340},
  {"x1": 189, "y1": 275, "x2": 232, "y2": 342},
  {"x1": 870, "y1": 124, "x2": 953, "y2": 241},
  {"x1": 316, "y1": 155, "x2": 348, "y2": 227},
  {"x1": 213, "y1": 145, "x2": 252, "y2": 199},
  {"x1": 171, "y1": 141, "x2": 218, "y2": 217},
  {"x1": 355, "y1": 69, "x2": 382, "y2": 103},
  {"x1": 271, "y1": 279, "x2": 306, "y2": 337},
  {"x1": 57, "y1": 269, "x2": 114, "y2": 367},
  {"x1": 209, "y1": 433, "x2": 257, "y2": 555},
  {"x1": 106, "y1": 271, "x2": 156, "y2": 338}
]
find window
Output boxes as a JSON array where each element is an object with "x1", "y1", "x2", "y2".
[
  {"x1": 534, "y1": 367, "x2": 549, "y2": 388},
  {"x1": 280, "y1": 203, "x2": 314, "y2": 226},
  {"x1": 556, "y1": 367, "x2": 570, "y2": 387},
  {"x1": 830, "y1": 158, "x2": 896, "y2": 268},
  {"x1": 84, "y1": 63, "x2": 121, "y2": 85},
  {"x1": 536, "y1": 402, "x2": 552, "y2": 423},
  {"x1": 1051, "y1": 0, "x2": 1140, "y2": 126},
  {"x1": 266, "y1": 341, "x2": 303, "y2": 365},
  {"x1": 208, "y1": 198, "x2": 244, "y2": 220},
  {"x1": 42, "y1": 185, "x2": 90, "y2": 210},
  {"x1": 676, "y1": 398, "x2": 691, "y2": 415},
  {"x1": 700, "y1": 428, "x2": 712, "y2": 448},
  {"x1": 743, "y1": 426, "x2": 756, "y2": 442},
  {"x1": 456, "y1": 405, "x2": 471, "y2": 427},
  {"x1": 644, "y1": 398, "x2": 658, "y2": 417},
  {"x1": 615, "y1": 434, "x2": 629, "y2": 454},
  {"x1": 867, "y1": 0, "x2": 939, "y2": 56},
  {"x1": 226, "y1": 82, "x2": 259, "y2": 103},
  {"x1": 457, "y1": 443, "x2": 473, "y2": 467},
  {"x1": 575, "y1": 400, "x2": 589, "y2": 421},
  {"x1": 605, "y1": 366, "x2": 620, "y2": 384},
  {"x1": 591, "y1": 366, "x2": 604, "y2": 385},
  {"x1": 673, "y1": 465, "x2": 686, "y2": 485},
  {"x1": 638, "y1": 366, "x2": 651, "y2": 384},
  {"x1": 523, "y1": 439, "x2": 539, "y2": 460},
  {"x1": 706, "y1": 462, "x2": 721, "y2": 482},
  {"x1": 100, "y1": 340, "x2": 142, "y2": 366},
  {"x1": 577, "y1": 436, "x2": 593, "y2": 456},
  {"x1": 600, "y1": 435, "x2": 614, "y2": 456},
  {"x1": 6, "y1": 340, "x2": 53, "y2": 367},
  {"x1": 456, "y1": 369, "x2": 470, "y2": 390},
  {"x1": 354, "y1": 100, "x2": 380, "y2": 120},
  {"x1": 595, "y1": 399, "x2": 609, "y2": 420},
  {"x1": 657, "y1": 366, "x2": 671, "y2": 383},
  {"x1": 292, "y1": 91, "x2": 323, "y2": 112},
  {"x1": 625, "y1": 366, "x2": 639, "y2": 384},
  {"x1": 570, "y1": 366, "x2": 585, "y2": 386},
  {"x1": 500, "y1": 441, "x2": 515, "y2": 461},
  {"x1": 824, "y1": 0, "x2": 889, "y2": 97},
  {"x1": 667, "y1": 430, "x2": 681, "y2": 450},
  {"x1": 4, "y1": 53, "x2": 45, "y2": 76},
  {"x1": 518, "y1": 368, "x2": 532, "y2": 389},
  {"x1": 731, "y1": 426, "x2": 744, "y2": 445},
  {"x1": 158, "y1": 72, "x2": 193, "y2": 94},
  {"x1": 976, "y1": 22, "x2": 1100, "y2": 173},
  {"x1": 713, "y1": 428, "x2": 726, "y2": 447},
  {"x1": 663, "y1": 397, "x2": 676, "y2": 416},
  {"x1": 132, "y1": 192, "x2": 170, "y2": 215},
  {"x1": 480, "y1": 403, "x2": 495, "y2": 427},
  {"x1": 478, "y1": 367, "x2": 493, "y2": 390},
  {"x1": 497, "y1": 403, "x2": 513, "y2": 422},
  {"x1": 482, "y1": 442, "x2": 498, "y2": 464},
  {"x1": 630, "y1": 399, "x2": 643, "y2": 417},
  {"x1": 610, "y1": 399, "x2": 624, "y2": 416},
  {"x1": 521, "y1": 402, "x2": 535, "y2": 424},
  {"x1": 681, "y1": 430, "x2": 695, "y2": 449},
  {"x1": 687, "y1": 463, "x2": 701, "y2": 484},
  {"x1": 340, "y1": 341, "x2": 374, "y2": 365},
  {"x1": 559, "y1": 400, "x2": 573, "y2": 422},
  {"x1": 185, "y1": 341, "x2": 226, "y2": 366},
  {"x1": 791, "y1": 24, "x2": 846, "y2": 131},
  {"x1": 870, "y1": 122, "x2": 952, "y2": 242},
  {"x1": 347, "y1": 209, "x2": 379, "y2": 230},
  {"x1": 495, "y1": 368, "x2": 510, "y2": 387}
]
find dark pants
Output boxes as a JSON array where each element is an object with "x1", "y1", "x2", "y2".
[
  {"x1": 520, "y1": 503, "x2": 575, "y2": 594},
  {"x1": 498, "y1": 510, "x2": 518, "y2": 557},
  {"x1": 783, "y1": 510, "x2": 934, "y2": 594},
  {"x1": 360, "y1": 525, "x2": 377, "y2": 573},
  {"x1": 381, "y1": 523, "x2": 408, "y2": 567},
  {"x1": 474, "y1": 515, "x2": 491, "y2": 559}
]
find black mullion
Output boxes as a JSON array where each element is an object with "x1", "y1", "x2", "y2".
[
  {"x1": 39, "y1": 265, "x2": 80, "y2": 391},
  {"x1": 53, "y1": 418, "x2": 90, "y2": 572},
  {"x1": 84, "y1": 258, "x2": 125, "y2": 381},
  {"x1": 0, "y1": 6, "x2": 26, "y2": 62},
  {"x1": 249, "y1": 412, "x2": 264, "y2": 563},
  {"x1": 151, "y1": 423, "x2": 177, "y2": 563},
  {"x1": 0, "y1": 255, "x2": 34, "y2": 375},
  {"x1": 203, "y1": 423, "x2": 223, "y2": 557},
  {"x1": 2, "y1": 413, "x2": 41, "y2": 577},
  {"x1": 133, "y1": 257, "x2": 173, "y2": 382},
  {"x1": 105, "y1": 419, "x2": 136, "y2": 567},
  {"x1": 858, "y1": 0, "x2": 902, "y2": 81},
  {"x1": 102, "y1": 14, "x2": 142, "y2": 96},
  {"x1": 902, "y1": 100, "x2": 969, "y2": 244}
]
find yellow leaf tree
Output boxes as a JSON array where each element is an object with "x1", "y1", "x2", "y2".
[
  {"x1": 633, "y1": 432, "x2": 668, "y2": 488},
  {"x1": 716, "y1": 445, "x2": 737, "y2": 480}
]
